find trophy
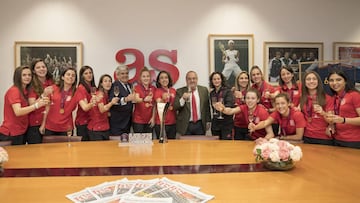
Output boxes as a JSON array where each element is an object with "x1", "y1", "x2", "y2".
[{"x1": 157, "y1": 102, "x2": 170, "y2": 143}]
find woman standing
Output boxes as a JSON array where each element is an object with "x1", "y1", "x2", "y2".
[
  {"x1": 249, "y1": 93, "x2": 306, "y2": 142},
  {"x1": 87, "y1": 74, "x2": 119, "y2": 141},
  {"x1": 133, "y1": 67, "x2": 156, "y2": 133},
  {"x1": 326, "y1": 69, "x2": 360, "y2": 148},
  {"x1": 277, "y1": 66, "x2": 301, "y2": 108},
  {"x1": 209, "y1": 72, "x2": 234, "y2": 140},
  {"x1": 250, "y1": 65, "x2": 277, "y2": 112},
  {"x1": 44, "y1": 67, "x2": 79, "y2": 136},
  {"x1": 217, "y1": 88, "x2": 274, "y2": 140},
  {"x1": 154, "y1": 71, "x2": 176, "y2": 139},
  {"x1": 0, "y1": 66, "x2": 47, "y2": 145},
  {"x1": 300, "y1": 71, "x2": 333, "y2": 145},
  {"x1": 27, "y1": 59, "x2": 54, "y2": 144},
  {"x1": 232, "y1": 71, "x2": 250, "y2": 140},
  {"x1": 75, "y1": 66, "x2": 96, "y2": 140}
]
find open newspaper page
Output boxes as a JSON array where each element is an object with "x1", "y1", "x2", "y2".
[
  {"x1": 133, "y1": 178, "x2": 174, "y2": 197},
  {"x1": 128, "y1": 179, "x2": 159, "y2": 194},
  {"x1": 119, "y1": 196, "x2": 172, "y2": 203},
  {"x1": 66, "y1": 188, "x2": 99, "y2": 203},
  {"x1": 147, "y1": 184, "x2": 214, "y2": 203},
  {"x1": 87, "y1": 181, "x2": 118, "y2": 202}
]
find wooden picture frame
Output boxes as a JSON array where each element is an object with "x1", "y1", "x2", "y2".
[
  {"x1": 333, "y1": 42, "x2": 360, "y2": 67},
  {"x1": 15, "y1": 41, "x2": 83, "y2": 82},
  {"x1": 208, "y1": 34, "x2": 254, "y2": 85},
  {"x1": 263, "y1": 41, "x2": 323, "y2": 85}
]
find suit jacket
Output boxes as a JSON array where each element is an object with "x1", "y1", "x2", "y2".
[
  {"x1": 174, "y1": 85, "x2": 211, "y2": 135},
  {"x1": 109, "y1": 80, "x2": 133, "y2": 135}
]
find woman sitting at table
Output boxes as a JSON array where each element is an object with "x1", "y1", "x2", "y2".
[
  {"x1": 216, "y1": 88, "x2": 274, "y2": 141},
  {"x1": 325, "y1": 69, "x2": 360, "y2": 149},
  {"x1": 248, "y1": 93, "x2": 306, "y2": 142},
  {"x1": 0, "y1": 66, "x2": 48, "y2": 145}
]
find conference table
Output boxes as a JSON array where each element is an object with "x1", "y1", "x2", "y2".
[{"x1": 1, "y1": 140, "x2": 360, "y2": 202}]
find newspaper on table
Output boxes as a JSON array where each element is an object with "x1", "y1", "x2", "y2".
[{"x1": 66, "y1": 177, "x2": 214, "y2": 203}]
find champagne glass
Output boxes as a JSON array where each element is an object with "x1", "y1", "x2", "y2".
[
  {"x1": 263, "y1": 89, "x2": 270, "y2": 102},
  {"x1": 211, "y1": 96, "x2": 218, "y2": 116},
  {"x1": 90, "y1": 87, "x2": 97, "y2": 96},
  {"x1": 217, "y1": 98, "x2": 224, "y2": 119},
  {"x1": 313, "y1": 100, "x2": 319, "y2": 118},
  {"x1": 113, "y1": 86, "x2": 120, "y2": 105},
  {"x1": 66, "y1": 129, "x2": 72, "y2": 147}
]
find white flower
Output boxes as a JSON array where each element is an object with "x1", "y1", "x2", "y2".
[
  {"x1": 0, "y1": 147, "x2": 9, "y2": 163},
  {"x1": 290, "y1": 146, "x2": 302, "y2": 161},
  {"x1": 269, "y1": 151, "x2": 280, "y2": 162}
]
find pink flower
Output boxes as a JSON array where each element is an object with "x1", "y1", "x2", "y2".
[
  {"x1": 261, "y1": 147, "x2": 271, "y2": 160},
  {"x1": 279, "y1": 148, "x2": 290, "y2": 161}
]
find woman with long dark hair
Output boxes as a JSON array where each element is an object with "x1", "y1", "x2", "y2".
[
  {"x1": 87, "y1": 74, "x2": 119, "y2": 140},
  {"x1": 325, "y1": 69, "x2": 360, "y2": 148},
  {"x1": 75, "y1": 65, "x2": 97, "y2": 140},
  {"x1": 299, "y1": 71, "x2": 333, "y2": 145},
  {"x1": 26, "y1": 59, "x2": 54, "y2": 144},
  {"x1": 277, "y1": 66, "x2": 301, "y2": 108},
  {"x1": 0, "y1": 66, "x2": 48, "y2": 145}
]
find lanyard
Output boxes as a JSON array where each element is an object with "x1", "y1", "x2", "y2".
[
  {"x1": 334, "y1": 91, "x2": 346, "y2": 115},
  {"x1": 60, "y1": 89, "x2": 71, "y2": 110},
  {"x1": 214, "y1": 87, "x2": 224, "y2": 101}
]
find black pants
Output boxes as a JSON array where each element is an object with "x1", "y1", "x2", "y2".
[
  {"x1": 45, "y1": 129, "x2": 67, "y2": 136},
  {"x1": 0, "y1": 133, "x2": 25, "y2": 145},
  {"x1": 25, "y1": 126, "x2": 42, "y2": 144},
  {"x1": 185, "y1": 120, "x2": 205, "y2": 135},
  {"x1": 77, "y1": 124, "x2": 89, "y2": 141},
  {"x1": 88, "y1": 130, "x2": 110, "y2": 141},
  {"x1": 234, "y1": 126, "x2": 251, "y2": 140},
  {"x1": 154, "y1": 124, "x2": 176, "y2": 139},
  {"x1": 334, "y1": 139, "x2": 360, "y2": 149},
  {"x1": 133, "y1": 122, "x2": 152, "y2": 133},
  {"x1": 303, "y1": 136, "x2": 334, "y2": 146}
]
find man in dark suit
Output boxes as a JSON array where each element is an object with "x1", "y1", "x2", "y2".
[
  {"x1": 174, "y1": 71, "x2": 211, "y2": 136},
  {"x1": 109, "y1": 65, "x2": 135, "y2": 137}
]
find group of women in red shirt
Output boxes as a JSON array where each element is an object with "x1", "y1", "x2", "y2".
[
  {"x1": 1, "y1": 60, "x2": 360, "y2": 149},
  {"x1": 214, "y1": 65, "x2": 360, "y2": 149}
]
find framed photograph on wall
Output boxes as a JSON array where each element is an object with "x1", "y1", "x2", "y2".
[
  {"x1": 15, "y1": 41, "x2": 83, "y2": 82},
  {"x1": 333, "y1": 42, "x2": 360, "y2": 67},
  {"x1": 263, "y1": 41, "x2": 323, "y2": 85},
  {"x1": 208, "y1": 34, "x2": 254, "y2": 86}
]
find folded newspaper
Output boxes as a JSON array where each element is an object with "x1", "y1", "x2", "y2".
[{"x1": 66, "y1": 177, "x2": 214, "y2": 203}]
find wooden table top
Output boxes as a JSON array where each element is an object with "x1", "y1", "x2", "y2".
[{"x1": 1, "y1": 140, "x2": 360, "y2": 202}]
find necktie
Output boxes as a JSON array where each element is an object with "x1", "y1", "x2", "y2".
[
  {"x1": 124, "y1": 84, "x2": 130, "y2": 94},
  {"x1": 192, "y1": 90, "x2": 198, "y2": 122}
]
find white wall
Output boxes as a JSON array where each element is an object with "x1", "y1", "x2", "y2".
[{"x1": 1, "y1": 0, "x2": 360, "y2": 120}]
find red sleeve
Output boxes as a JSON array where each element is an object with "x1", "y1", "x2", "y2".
[
  {"x1": 269, "y1": 111, "x2": 280, "y2": 123},
  {"x1": 350, "y1": 91, "x2": 360, "y2": 109},
  {"x1": 293, "y1": 110, "x2": 306, "y2": 128},
  {"x1": 8, "y1": 86, "x2": 22, "y2": 104},
  {"x1": 257, "y1": 106, "x2": 270, "y2": 120}
]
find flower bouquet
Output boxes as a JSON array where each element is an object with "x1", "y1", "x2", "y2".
[
  {"x1": 253, "y1": 138, "x2": 302, "y2": 171},
  {"x1": 0, "y1": 147, "x2": 8, "y2": 164}
]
